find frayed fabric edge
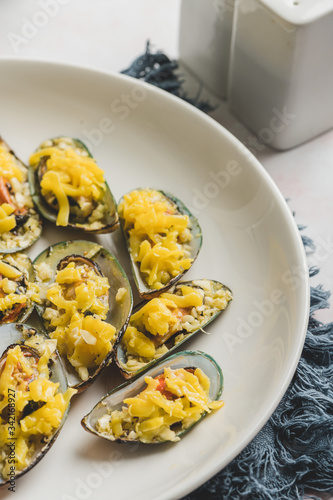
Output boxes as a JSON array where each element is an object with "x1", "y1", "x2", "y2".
[{"x1": 183, "y1": 241, "x2": 333, "y2": 500}]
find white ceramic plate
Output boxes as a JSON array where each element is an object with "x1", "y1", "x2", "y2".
[{"x1": 0, "y1": 59, "x2": 309, "y2": 500}]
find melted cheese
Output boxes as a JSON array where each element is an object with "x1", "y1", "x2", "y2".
[
  {"x1": 46, "y1": 262, "x2": 109, "y2": 323},
  {"x1": 96, "y1": 367, "x2": 223, "y2": 443},
  {"x1": 0, "y1": 260, "x2": 22, "y2": 279},
  {"x1": 44, "y1": 261, "x2": 116, "y2": 380},
  {"x1": 122, "y1": 286, "x2": 203, "y2": 359},
  {"x1": 29, "y1": 146, "x2": 106, "y2": 226},
  {"x1": 131, "y1": 286, "x2": 202, "y2": 336},
  {"x1": 118, "y1": 189, "x2": 193, "y2": 289},
  {"x1": 0, "y1": 294, "x2": 26, "y2": 312},
  {"x1": 0, "y1": 145, "x2": 24, "y2": 183},
  {"x1": 123, "y1": 326, "x2": 156, "y2": 359},
  {"x1": 0, "y1": 342, "x2": 76, "y2": 479},
  {"x1": 0, "y1": 203, "x2": 16, "y2": 234},
  {"x1": 50, "y1": 313, "x2": 116, "y2": 381}
]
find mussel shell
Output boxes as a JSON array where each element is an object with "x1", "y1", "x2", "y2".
[
  {"x1": 0, "y1": 323, "x2": 70, "y2": 487},
  {"x1": 118, "y1": 189, "x2": 202, "y2": 299},
  {"x1": 57, "y1": 254, "x2": 103, "y2": 275},
  {"x1": 115, "y1": 279, "x2": 232, "y2": 380},
  {"x1": 0, "y1": 252, "x2": 36, "y2": 324},
  {"x1": 0, "y1": 137, "x2": 42, "y2": 253},
  {"x1": 28, "y1": 137, "x2": 119, "y2": 234},
  {"x1": 82, "y1": 350, "x2": 223, "y2": 444},
  {"x1": 33, "y1": 240, "x2": 133, "y2": 391}
]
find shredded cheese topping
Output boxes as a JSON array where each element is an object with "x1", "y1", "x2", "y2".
[
  {"x1": 96, "y1": 367, "x2": 223, "y2": 443},
  {"x1": 118, "y1": 189, "x2": 193, "y2": 290},
  {"x1": 46, "y1": 262, "x2": 110, "y2": 323},
  {"x1": 0, "y1": 338, "x2": 76, "y2": 479},
  {"x1": 131, "y1": 286, "x2": 203, "y2": 336},
  {"x1": 42, "y1": 260, "x2": 116, "y2": 381},
  {"x1": 0, "y1": 204, "x2": 16, "y2": 234},
  {"x1": 0, "y1": 145, "x2": 24, "y2": 183},
  {"x1": 0, "y1": 260, "x2": 22, "y2": 280},
  {"x1": 51, "y1": 313, "x2": 116, "y2": 382},
  {"x1": 120, "y1": 280, "x2": 233, "y2": 373},
  {"x1": 0, "y1": 254, "x2": 40, "y2": 322},
  {"x1": 29, "y1": 142, "x2": 106, "y2": 227},
  {"x1": 0, "y1": 141, "x2": 41, "y2": 252},
  {"x1": 123, "y1": 286, "x2": 203, "y2": 360}
]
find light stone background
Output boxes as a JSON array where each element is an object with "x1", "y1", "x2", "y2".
[{"x1": 0, "y1": 1, "x2": 332, "y2": 498}]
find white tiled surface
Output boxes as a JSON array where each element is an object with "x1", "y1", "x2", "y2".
[{"x1": 0, "y1": 0, "x2": 332, "y2": 496}]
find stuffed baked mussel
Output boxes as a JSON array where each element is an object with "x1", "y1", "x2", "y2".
[
  {"x1": 82, "y1": 350, "x2": 223, "y2": 444},
  {"x1": 0, "y1": 323, "x2": 76, "y2": 487},
  {"x1": 33, "y1": 240, "x2": 132, "y2": 391},
  {"x1": 116, "y1": 279, "x2": 233, "y2": 379},
  {"x1": 0, "y1": 252, "x2": 38, "y2": 324},
  {"x1": 0, "y1": 137, "x2": 42, "y2": 253},
  {"x1": 118, "y1": 188, "x2": 202, "y2": 299},
  {"x1": 29, "y1": 136, "x2": 118, "y2": 233}
]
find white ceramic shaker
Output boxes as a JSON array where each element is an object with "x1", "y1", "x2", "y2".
[
  {"x1": 228, "y1": 0, "x2": 333, "y2": 150},
  {"x1": 179, "y1": 0, "x2": 235, "y2": 98}
]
